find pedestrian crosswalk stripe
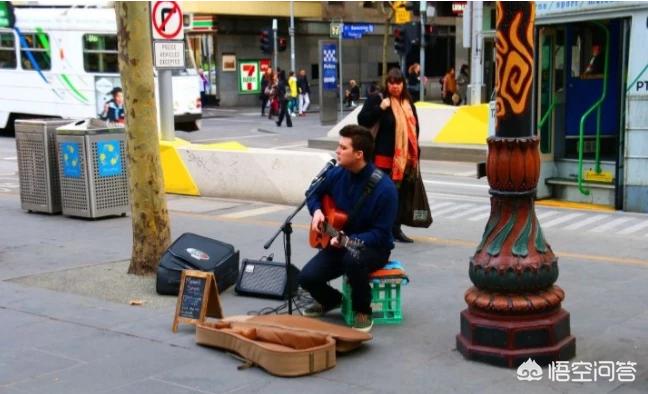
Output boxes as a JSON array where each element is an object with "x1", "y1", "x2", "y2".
[
  {"x1": 445, "y1": 205, "x2": 490, "y2": 219},
  {"x1": 219, "y1": 205, "x2": 288, "y2": 219},
  {"x1": 428, "y1": 201, "x2": 455, "y2": 211},
  {"x1": 468, "y1": 211, "x2": 492, "y2": 222},
  {"x1": 433, "y1": 203, "x2": 475, "y2": 217},
  {"x1": 541, "y1": 213, "x2": 585, "y2": 228},
  {"x1": 562, "y1": 214, "x2": 609, "y2": 230},
  {"x1": 617, "y1": 220, "x2": 648, "y2": 235},
  {"x1": 536, "y1": 211, "x2": 561, "y2": 220},
  {"x1": 590, "y1": 217, "x2": 634, "y2": 233}
]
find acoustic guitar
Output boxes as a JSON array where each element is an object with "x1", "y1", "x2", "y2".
[{"x1": 309, "y1": 195, "x2": 364, "y2": 257}]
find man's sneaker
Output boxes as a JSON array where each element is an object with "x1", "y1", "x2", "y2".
[
  {"x1": 302, "y1": 301, "x2": 340, "y2": 317},
  {"x1": 353, "y1": 312, "x2": 373, "y2": 332}
]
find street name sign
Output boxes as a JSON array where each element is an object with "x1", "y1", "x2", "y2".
[{"x1": 342, "y1": 23, "x2": 374, "y2": 39}]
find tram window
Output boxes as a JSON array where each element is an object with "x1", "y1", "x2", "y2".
[
  {"x1": 571, "y1": 26, "x2": 605, "y2": 79},
  {"x1": 20, "y1": 32, "x2": 51, "y2": 71},
  {"x1": 83, "y1": 34, "x2": 118, "y2": 73},
  {"x1": 0, "y1": 32, "x2": 16, "y2": 69}
]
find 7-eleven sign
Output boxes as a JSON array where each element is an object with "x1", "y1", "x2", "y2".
[{"x1": 238, "y1": 60, "x2": 260, "y2": 95}]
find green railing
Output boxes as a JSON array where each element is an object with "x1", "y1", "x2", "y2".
[
  {"x1": 538, "y1": 100, "x2": 557, "y2": 131},
  {"x1": 538, "y1": 36, "x2": 556, "y2": 153},
  {"x1": 577, "y1": 21, "x2": 610, "y2": 195}
]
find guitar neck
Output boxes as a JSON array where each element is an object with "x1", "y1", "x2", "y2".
[{"x1": 321, "y1": 223, "x2": 363, "y2": 250}]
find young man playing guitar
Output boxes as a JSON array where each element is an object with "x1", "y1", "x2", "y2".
[{"x1": 299, "y1": 125, "x2": 398, "y2": 332}]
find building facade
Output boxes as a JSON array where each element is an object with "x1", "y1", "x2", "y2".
[{"x1": 182, "y1": 1, "x2": 467, "y2": 107}]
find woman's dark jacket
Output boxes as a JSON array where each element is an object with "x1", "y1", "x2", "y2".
[
  {"x1": 357, "y1": 94, "x2": 420, "y2": 162},
  {"x1": 297, "y1": 76, "x2": 310, "y2": 94},
  {"x1": 277, "y1": 79, "x2": 288, "y2": 102}
]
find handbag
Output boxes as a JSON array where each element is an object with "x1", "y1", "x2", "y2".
[{"x1": 399, "y1": 167, "x2": 432, "y2": 228}]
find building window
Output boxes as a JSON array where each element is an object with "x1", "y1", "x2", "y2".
[
  {"x1": 83, "y1": 34, "x2": 118, "y2": 73},
  {"x1": 0, "y1": 32, "x2": 16, "y2": 69},
  {"x1": 20, "y1": 32, "x2": 50, "y2": 71}
]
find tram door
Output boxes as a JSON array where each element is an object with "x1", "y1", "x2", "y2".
[
  {"x1": 536, "y1": 19, "x2": 627, "y2": 206},
  {"x1": 536, "y1": 27, "x2": 565, "y2": 198},
  {"x1": 563, "y1": 20, "x2": 623, "y2": 165}
]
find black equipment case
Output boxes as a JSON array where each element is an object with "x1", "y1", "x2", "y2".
[{"x1": 156, "y1": 233, "x2": 240, "y2": 295}]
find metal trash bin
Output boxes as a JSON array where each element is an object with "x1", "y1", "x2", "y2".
[
  {"x1": 56, "y1": 119, "x2": 129, "y2": 219},
  {"x1": 15, "y1": 119, "x2": 75, "y2": 214}
]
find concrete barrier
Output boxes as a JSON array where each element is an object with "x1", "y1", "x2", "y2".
[
  {"x1": 176, "y1": 147, "x2": 334, "y2": 205},
  {"x1": 324, "y1": 102, "x2": 487, "y2": 144}
]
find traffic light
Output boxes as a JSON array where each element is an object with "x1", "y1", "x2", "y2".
[
  {"x1": 277, "y1": 36, "x2": 287, "y2": 52},
  {"x1": 404, "y1": 1, "x2": 420, "y2": 16},
  {"x1": 393, "y1": 27, "x2": 408, "y2": 56},
  {"x1": 424, "y1": 24, "x2": 436, "y2": 47},
  {"x1": 407, "y1": 23, "x2": 420, "y2": 49},
  {"x1": 394, "y1": 24, "x2": 420, "y2": 56},
  {"x1": 260, "y1": 28, "x2": 273, "y2": 54}
]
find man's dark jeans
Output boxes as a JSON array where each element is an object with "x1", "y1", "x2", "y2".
[{"x1": 299, "y1": 246, "x2": 390, "y2": 314}]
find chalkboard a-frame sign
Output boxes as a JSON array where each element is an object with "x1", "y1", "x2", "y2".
[{"x1": 172, "y1": 270, "x2": 223, "y2": 332}]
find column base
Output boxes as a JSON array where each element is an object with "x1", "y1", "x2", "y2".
[{"x1": 456, "y1": 307, "x2": 576, "y2": 368}]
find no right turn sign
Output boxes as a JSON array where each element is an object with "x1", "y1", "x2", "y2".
[{"x1": 151, "y1": 1, "x2": 184, "y2": 40}]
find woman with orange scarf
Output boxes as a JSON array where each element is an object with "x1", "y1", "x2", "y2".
[{"x1": 358, "y1": 68, "x2": 420, "y2": 243}]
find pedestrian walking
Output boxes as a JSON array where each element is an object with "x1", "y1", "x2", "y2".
[
  {"x1": 442, "y1": 66, "x2": 458, "y2": 105},
  {"x1": 456, "y1": 64, "x2": 470, "y2": 105},
  {"x1": 297, "y1": 69, "x2": 311, "y2": 116},
  {"x1": 288, "y1": 71, "x2": 298, "y2": 117},
  {"x1": 260, "y1": 69, "x2": 273, "y2": 116},
  {"x1": 407, "y1": 63, "x2": 421, "y2": 103},
  {"x1": 198, "y1": 68, "x2": 209, "y2": 106},
  {"x1": 275, "y1": 70, "x2": 292, "y2": 127}
]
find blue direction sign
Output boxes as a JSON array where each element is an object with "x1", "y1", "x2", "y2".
[{"x1": 342, "y1": 23, "x2": 374, "y2": 40}]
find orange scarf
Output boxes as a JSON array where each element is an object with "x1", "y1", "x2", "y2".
[{"x1": 390, "y1": 99, "x2": 418, "y2": 182}]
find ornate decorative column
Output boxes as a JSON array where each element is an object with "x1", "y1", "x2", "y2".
[{"x1": 456, "y1": 2, "x2": 575, "y2": 368}]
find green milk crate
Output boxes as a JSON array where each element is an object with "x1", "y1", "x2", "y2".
[{"x1": 341, "y1": 277, "x2": 403, "y2": 325}]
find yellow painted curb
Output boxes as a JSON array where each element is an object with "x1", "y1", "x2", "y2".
[
  {"x1": 415, "y1": 102, "x2": 452, "y2": 109},
  {"x1": 191, "y1": 141, "x2": 247, "y2": 151},
  {"x1": 159, "y1": 140, "x2": 200, "y2": 196},
  {"x1": 536, "y1": 199, "x2": 614, "y2": 211},
  {"x1": 434, "y1": 104, "x2": 488, "y2": 145}
]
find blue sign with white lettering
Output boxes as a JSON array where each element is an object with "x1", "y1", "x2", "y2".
[
  {"x1": 96, "y1": 140, "x2": 123, "y2": 177},
  {"x1": 342, "y1": 23, "x2": 374, "y2": 39},
  {"x1": 322, "y1": 43, "x2": 337, "y2": 91},
  {"x1": 61, "y1": 142, "x2": 81, "y2": 178}
]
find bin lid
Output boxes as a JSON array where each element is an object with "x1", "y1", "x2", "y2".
[
  {"x1": 56, "y1": 118, "x2": 125, "y2": 135},
  {"x1": 15, "y1": 118, "x2": 78, "y2": 134}
]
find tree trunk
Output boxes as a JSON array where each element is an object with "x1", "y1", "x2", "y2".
[
  {"x1": 115, "y1": 2, "x2": 170, "y2": 275},
  {"x1": 380, "y1": 3, "x2": 394, "y2": 87}
]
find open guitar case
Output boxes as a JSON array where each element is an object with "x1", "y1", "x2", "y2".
[{"x1": 194, "y1": 287, "x2": 372, "y2": 377}]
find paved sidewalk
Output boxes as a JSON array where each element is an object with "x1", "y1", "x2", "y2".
[{"x1": 1, "y1": 189, "x2": 647, "y2": 393}]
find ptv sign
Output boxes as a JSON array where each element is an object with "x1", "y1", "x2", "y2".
[{"x1": 151, "y1": 1, "x2": 184, "y2": 41}]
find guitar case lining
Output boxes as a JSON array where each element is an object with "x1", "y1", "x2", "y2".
[{"x1": 196, "y1": 315, "x2": 372, "y2": 376}]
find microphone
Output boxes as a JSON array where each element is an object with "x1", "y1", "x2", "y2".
[{"x1": 311, "y1": 159, "x2": 337, "y2": 184}]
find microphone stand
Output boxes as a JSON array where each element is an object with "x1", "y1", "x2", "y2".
[{"x1": 264, "y1": 176, "x2": 327, "y2": 315}]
